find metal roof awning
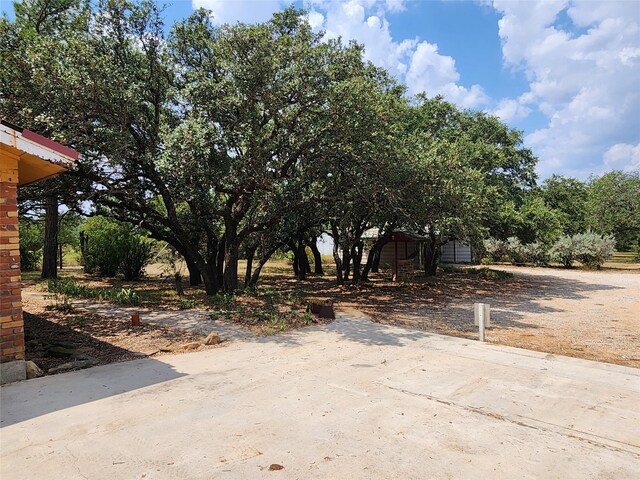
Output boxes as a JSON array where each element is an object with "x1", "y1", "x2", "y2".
[{"x1": 0, "y1": 120, "x2": 79, "y2": 186}]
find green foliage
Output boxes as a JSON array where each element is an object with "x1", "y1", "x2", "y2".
[
  {"x1": 81, "y1": 216, "x2": 150, "y2": 279},
  {"x1": 437, "y1": 264, "x2": 513, "y2": 280},
  {"x1": 540, "y1": 175, "x2": 588, "y2": 236},
  {"x1": 45, "y1": 291, "x2": 74, "y2": 312},
  {"x1": 18, "y1": 217, "x2": 44, "y2": 271},
  {"x1": 522, "y1": 242, "x2": 550, "y2": 266},
  {"x1": 549, "y1": 233, "x2": 616, "y2": 269},
  {"x1": 549, "y1": 235, "x2": 577, "y2": 268},
  {"x1": 179, "y1": 298, "x2": 197, "y2": 310},
  {"x1": 572, "y1": 232, "x2": 616, "y2": 269},
  {"x1": 48, "y1": 278, "x2": 140, "y2": 305},
  {"x1": 466, "y1": 268, "x2": 513, "y2": 280},
  {"x1": 120, "y1": 236, "x2": 152, "y2": 281},
  {"x1": 484, "y1": 237, "x2": 550, "y2": 266},
  {"x1": 506, "y1": 237, "x2": 527, "y2": 265},
  {"x1": 483, "y1": 237, "x2": 509, "y2": 262},
  {"x1": 586, "y1": 171, "x2": 640, "y2": 250}
]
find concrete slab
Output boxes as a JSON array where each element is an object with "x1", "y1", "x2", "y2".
[{"x1": 1, "y1": 313, "x2": 639, "y2": 479}]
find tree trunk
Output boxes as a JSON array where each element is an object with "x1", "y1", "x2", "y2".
[
  {"x1": 244, "y1": 245, "x2": 256, "y2": 288},
  {"x1": 186, "y1": 259, "x2": 202, "y2": 286},
  {"x1": 363, "y1": 232, "x2": 392, "y2": 279},
  {"x1": 289, "y1": 242, "x2": 300, "y2": 277},
  {"x1": 330, "y1": 221, "x2": 343, "y2": 286},
  {"x1": 174, "y1": 272, "x2": 185, "y2": 296},
  {"x1": 351, "y1": 242, "x2": 364, "y2": 285},
  {"x1": 58, "y1": 243, "x2": 63, "y2": 269},
  {"x1": 371, "y1": 249, "x2": 381, "y2": 272},
  {"x1": 222, "y1": 234, "x2": 240, "y2": 293},
  {"x1": 307, "y1": 237, "x2": 323, "y2": 274},
  {"x1": 423, "y1": 232, "x2": 440, "y2": 277},
  {"x1": 297, "y1": 239, "x2": 309, "y2": 280},
  {"x1": 248, "y1": 245, "x2": 279, "y2": 288},
  {"x1": 216, "y1": 237, "x2": 225, "y2": 288},
  {"x1": 41, "y1": 194, "x2": 58, "y2": 279},
  {"x1": 342, "y1": 248, "x2": 351, "y2": 282}
]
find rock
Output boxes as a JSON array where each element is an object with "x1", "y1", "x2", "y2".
[
  {"x1": 181, "y1": 342, "x2": 200, "y2": 350},
  {"x1": 46, "y1": 345, "x2": 78, "y2": 358},
  {"x1": 308, "y1": 303, "x2": 335, "y2": 320},
  {"x1": 159, "y1": 345, "x2": 174, "y2": 352},
  {"x1": 48, "y1": 359, "x2": 95, "y2": 375},
  {"x1": 204, "y1": 332, "x2": 221, "y2": 345},
  {"x1": 25, "y1": 361, "x2": 44, "y2": 379},
  {"x1": 268, "y1": 464, "x2": 284, "y2": 471}
]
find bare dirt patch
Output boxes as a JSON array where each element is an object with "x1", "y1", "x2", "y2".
[{"x1": 22, "y1": 291, "x2": 223, "y2": 376}]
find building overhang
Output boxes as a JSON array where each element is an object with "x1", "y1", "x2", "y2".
[{"x1": 0, "y1": 120, "x2": 79, "y2": 186}]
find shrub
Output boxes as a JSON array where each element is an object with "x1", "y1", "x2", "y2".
[
  {"x1": 507, "y1": 237, "x2": 527, "y2": 265},
  {"x1": 549, "y1": 235, "x2": 577, "y2": 268},
  {"x1": 81, "y1": 216, "x2": 151, "y2": 278},
  {"x1": 483, "y1": 238, "x2": 508, "y2": 263},
  {"x1": 48, "y1": 278, "x2": 140, "y2": 305},
  {"x1": 466, "y1": 267, "x2": 513, "y2": 280},
  {"x1": 523, "y1": 242, "x2": 550, "y2": 266},
  {"x1": 573, "y1": 232, "x2": 616, "y2": 269},
  {"x1": 121, "y1": 236, "x2": 152, "y2": 280}
]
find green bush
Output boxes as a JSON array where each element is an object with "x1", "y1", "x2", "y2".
[
  {"x1": 48, "y1": 278, "x2": 140, "y2": 305},
  {"x1": 466, "y1": 267, "x2": 513, "y2": 280},
  {"x1": 81, "y1": 216, "x2": 151, "y2": 278},
  {"x1": 507, "y1": 237, "x2": 527, "y2": 265},
  {"x1": 19, "y1": 218, "x2": 43, "y2": 271},
  {"x1": 549, "y1": 233, "x2": 615, "y2": 269},
  {"x1": 483, "y1": 238, "x2": 508, "y2": 263},
  {"x1": 523, "y1": 242, "x2": 550, "y2": 266},
  {"x1": 573, "y1": 232, "x2": 616, "y2": 269},
  {"x1": 121, "y1": 236, "x2": 152, "y2": 280},
  {"x1": 549, "y1": 235, "x2": 576, "y2": 267}
]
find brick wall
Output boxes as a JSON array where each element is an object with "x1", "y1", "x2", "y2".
[{"x1": 0, "y1": 154, "x2": 24, "y2": 365}]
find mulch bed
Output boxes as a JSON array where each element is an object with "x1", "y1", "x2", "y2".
[{"x1": 23, "y1": 310, "x2": 220, "y2": 376}]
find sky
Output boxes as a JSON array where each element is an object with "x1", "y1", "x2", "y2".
[{"x1": 3, "y1": 0, "x2": 640, "y2": 180}]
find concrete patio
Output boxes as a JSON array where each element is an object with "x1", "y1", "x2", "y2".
[{"x1": 1, "y1": 313, "x2": 639, "y2": 479}]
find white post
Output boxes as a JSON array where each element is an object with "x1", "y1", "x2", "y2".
[{"x1": 474, "y1": 303, "x2": 490, "y2": 342}]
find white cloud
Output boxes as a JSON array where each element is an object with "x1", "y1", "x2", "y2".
[
  {"x1": 308, "y1": 0, "x2": 488, "y2": 107},
  {"x1": 493, "y1": 98, "x2": 532, "y2": 122},
  {"x1": 604, "y1": 143, "x2": 640, "y2": 172},
  {"x1": 406, "y1": 41, "x2": 489, "y2": 107},
  {"x1": 192, "y1": 0, "x2": 287, "y2": 25},
  {"x1": 493, "y1": 0, "x2": 640, "y2": 178}
]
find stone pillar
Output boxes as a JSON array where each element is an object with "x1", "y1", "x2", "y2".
[{"x1": 0, "y1": 152, "x2": 26, "y2": 384}]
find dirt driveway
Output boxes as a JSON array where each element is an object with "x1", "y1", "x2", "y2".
[
  {"x1": 1, "y1": 314, "x2": 639, "y2": 479},
  {"x1": 358, "y1": 266, "x2": 640, "y2": 368}
]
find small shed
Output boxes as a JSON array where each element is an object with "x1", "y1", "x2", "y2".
[
  {"x1": 0, "y1": 120, "x2": 78, "y2": 384},
  {"x1": 440, "y1": 240, "x2": 472, "y2": 264},
  {"x1": 364, "y1": 229, "x2": 426, "y2": 281}
]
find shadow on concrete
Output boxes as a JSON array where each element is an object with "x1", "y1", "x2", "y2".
[
  {"x1": 326, "y1": 315, "x2": 432, "y2": 347},
  {"x1": 1, "y1": 313, "x2": 187, "y2": 427}
]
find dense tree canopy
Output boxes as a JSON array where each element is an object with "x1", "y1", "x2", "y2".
[{"x1": 2, "y1": 0, "x2": 638, "y2": 291}]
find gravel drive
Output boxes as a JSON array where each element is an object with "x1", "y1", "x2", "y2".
[{"x1": 367, "y1": 266, "x2": 640, "y2": 368}]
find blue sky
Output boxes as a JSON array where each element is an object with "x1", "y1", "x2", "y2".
[{"x1": 4, "y1": 0, "x2": 640, "y2": 180}]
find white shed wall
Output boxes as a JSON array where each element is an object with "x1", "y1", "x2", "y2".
[{"x1": 440, "y1": 240, "x2": 472, "y2": 263}]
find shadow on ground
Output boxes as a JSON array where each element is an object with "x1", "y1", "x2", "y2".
[{"x1": 0, "y1": 313, "x2": 187, "y2": 427}]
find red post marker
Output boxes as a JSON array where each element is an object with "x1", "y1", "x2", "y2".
[{"x1": 131, "y1": 312, "x2": 141, "y2": 327}]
